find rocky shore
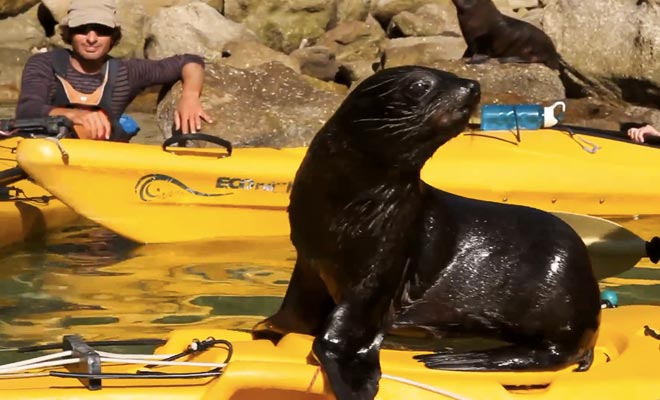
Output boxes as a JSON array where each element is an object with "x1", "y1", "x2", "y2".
[{"x1": 0, "y1": 0, "x2": 658, "y2": 147}]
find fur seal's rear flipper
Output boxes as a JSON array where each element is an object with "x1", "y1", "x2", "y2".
[{"x1": 414, "y1": 345, "x2": 595, "y2": 371}]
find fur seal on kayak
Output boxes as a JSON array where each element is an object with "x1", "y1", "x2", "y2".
[{"x1": 253, "y1": 65, "x2": 600, "y2": 400}]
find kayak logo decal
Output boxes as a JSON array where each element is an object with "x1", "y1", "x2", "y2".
[
  {"x1": 135, "y1": 174, "x2": 232, "y2": 201},
  {"x1": 216, "y1": 177, "x2": 293, "y2": 193}
]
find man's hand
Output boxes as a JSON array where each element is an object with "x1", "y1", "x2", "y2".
[
  {"x1": 49, "y1": 108, "x2": 111, "y2": 140},
  {"x1": 174, "y1": 91, "x2": 212, "y2": 134},
  {"x1": 628, "y1": 124, "x2": 660, "y2": 143}
]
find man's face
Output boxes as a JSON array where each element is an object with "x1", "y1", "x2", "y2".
[{"x1": 70, "y1": 24, "x2": 114, "y2": 61}]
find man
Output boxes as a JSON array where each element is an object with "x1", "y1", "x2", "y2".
[{"x1": 15, "y1": 0, "x2": 212, "y2": 141}]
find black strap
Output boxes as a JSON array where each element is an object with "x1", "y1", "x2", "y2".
[
  {"x1": 162, "y1": 133, "x2": 232, "y2": 156},
  {"x1": 555, "y1": 124, "x2": 660, "y2": 147}
]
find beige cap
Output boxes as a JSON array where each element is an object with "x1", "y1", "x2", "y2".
[{"x1": 63, "y1": 0, "x2": 119, "y2": 28}]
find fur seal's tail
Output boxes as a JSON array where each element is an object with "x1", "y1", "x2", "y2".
[{"x1": 558, "y1": 56, "x2": 619, "y2": 102}]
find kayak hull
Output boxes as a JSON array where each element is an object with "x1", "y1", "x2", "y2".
[
  {"x1": 0, "y1": 137, "x2": 78, "y2": 248},
  {"x1": 15, "y1": 129, "x2": 660, "y2": 243},
  {"x1": 1, "y1": 305, "x2": 660, "y2": 399}
]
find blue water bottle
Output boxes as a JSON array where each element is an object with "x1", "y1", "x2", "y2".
[
  {"x1": 119, "y1": 114, "x2": 140, "y2": 136},
  {"x1": 480, "y1": 101, "x2": 566, "y2": 131}
]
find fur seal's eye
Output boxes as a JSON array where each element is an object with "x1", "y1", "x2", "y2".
[{"x1": 408, "y1": 79, "x2": 433, "y2": 98}]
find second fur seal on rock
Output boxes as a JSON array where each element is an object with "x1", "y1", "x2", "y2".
[
  {"x1": 253, "y1": 65, "x2": 601, "y2": 400},
  {"x1": 452, "y1": 0, "x2": 560, "y2": 68}
]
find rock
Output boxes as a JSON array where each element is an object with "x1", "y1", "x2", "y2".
[
  {"x1": 0, "y1": 47, "x2": 32, "y2": 104},
  {"x1": 0, "y1": 0, "x2": 39, "y2": 17},
  {"x1": 382, "y1": 35, "x2": 466, "y2": 65},
  {"x1": 0, "y1": 4, "x2": 47, "y2": 51},
  {"x1": 145, "y1": 1, "x2": 256, "y2": 61},
  {"x1": 387, "y1": 3, "x2": 459, "y2": 37},
  {"x1": 423, "y1": 59, "x2": 566, "y2": 104},
  {"x1": 542, "y1": 0, "x2": 660, "y2": 107},
  {"x1": 219, "y1": 40, "x2": 301, "y2": 72},
  {"x1": 289, "y1": 45, "x2": 338, "y2": 81},
  {"x1": 156, "y1": 61, "x2": 343, "y2": 147},
  {"x1": 238, "y1": 0, "x2": 335, "y2": 54},
  {"x1": 336, "y1": 0, "x2": 371, "y2": 23},
  {"x1": 370, "y1": 0, "x2": 450, "y2": 25},
  {"x1": 318, "y1": 16, "x2": 387, "y2": 82}
]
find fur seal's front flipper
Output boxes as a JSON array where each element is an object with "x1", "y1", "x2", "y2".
[
  {"x1": 253, "y1": 259, "x2": 335, "y2": 342},
  {"x1": 414, "y1": 344, "x2": 595, "y2": 371},
  {"x1": 312, "y1": 303, "x2": 386, "y2": 400}
]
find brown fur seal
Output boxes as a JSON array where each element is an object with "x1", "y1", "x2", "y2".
[
  {"x1": 253, "y1": 65, "x2": 600, "y2": 400},
  {"x1": 451, "y1": 0, "x2": 617, "y2": 99},
  {"x1": 452, "y1": 0, "x2": 560, "y2": 68}
]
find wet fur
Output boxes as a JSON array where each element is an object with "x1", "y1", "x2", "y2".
[{"x1": 253, "y1": 66, "x2": 600, "y2": 400}]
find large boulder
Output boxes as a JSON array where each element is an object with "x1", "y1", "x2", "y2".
[
  {"x1": 156, "y1": 61, "x2": 344, "y2": 147},
  {"x1": 0, "y1": 47, "x2": 31, "y2": 104},
  {"x1": 145, "y1": 1, "x2": 256, "y2": 61},
  {"x1": 0, "y1": 0, "x2": 39, "y2": 17},
  {"x1": 0, "y1": 4, "x2": 47, "y2": 51},
  {"x1": 233, "y1": 0, "x2": 336, "y2": 54},
  {"x1": 542, "y1": 0, "x2": 660, "y2": 106}
]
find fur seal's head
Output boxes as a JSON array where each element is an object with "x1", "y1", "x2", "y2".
[{"x1": 325, "y1": 66, "x2": 480, "y2": 171}]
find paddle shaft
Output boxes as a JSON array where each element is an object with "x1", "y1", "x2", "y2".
[
  {"x1": 552, "y1": 211, "x2": 659, "y2": 279},
  {"x1": 0, "y1": 166, "x2": 27, "y2": 186}
]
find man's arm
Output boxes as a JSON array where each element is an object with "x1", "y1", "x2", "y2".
[
  {"x1": 15, "y1": 53, "x2": 56, "y2": 119},
  {"x1": 175, "y1": 61, "x2": 213, "y2": 134}
]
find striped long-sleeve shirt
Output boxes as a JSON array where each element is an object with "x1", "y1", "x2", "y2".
[{"x1": 15, "y1": 51, "x2": 204, "y2": 119}]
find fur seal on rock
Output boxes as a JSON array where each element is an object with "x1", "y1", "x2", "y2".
[
  {"x1": 451, "y1": 0, "x2": 616, "y2": 99},
  {"x1": 253, "y1": 65, "x2": 600, "y2": 400},
  {"x1": 452, "y1": 0, "x2": 560, "y2": 68}
]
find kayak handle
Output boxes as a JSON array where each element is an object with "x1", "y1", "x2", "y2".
[
  {"x1": 162, "y1": 133, "x2": 232, "y2": 156},
  {"x1": 0, "y1": 116, "x2": 75, "y2": 139},
  {"x1": 646, "y1": 236, "x2": 660, "y2": 263}
]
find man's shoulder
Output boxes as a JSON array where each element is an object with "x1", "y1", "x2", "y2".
[{"x1": 26, "y1": 50, "x2": 55, "y2": 63}]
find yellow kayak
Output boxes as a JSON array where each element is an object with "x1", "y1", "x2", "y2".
[
  {"x1": 15, "y1": 128, "x2": 660, "y2": 243},
  {"x1": 0, "y1": 137, "x2": 78, "y2": 248},
  {"x1": 1, "y1": 305, "x2": 659, "y2": 399}
]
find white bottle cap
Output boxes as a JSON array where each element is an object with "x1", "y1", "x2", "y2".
[{"x1": 543, "y1": 101, "x2": 566, "y2": 128}]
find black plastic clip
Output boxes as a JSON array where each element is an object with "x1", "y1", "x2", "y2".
[{"x1": 62, "y1": 335, "x2": 102, "y2": 390}]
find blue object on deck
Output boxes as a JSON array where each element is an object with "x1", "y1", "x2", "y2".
[
  {"x1": 600, "y1": 289, "x2": 619, "y2": 308},
  {"x1": 480, "y1": 101, "x2": 566, "y2": 131},
  {"x1": 119, "y1": 114, "x2": 140, "y2": 136}
]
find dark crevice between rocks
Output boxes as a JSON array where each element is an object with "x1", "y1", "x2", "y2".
[{"x1": 36, "y1": 3, "x2": 57, "y2": 38}]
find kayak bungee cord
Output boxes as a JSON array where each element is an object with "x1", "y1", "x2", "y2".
[
  {"x1": 145, "y1": 336, "x2": 232, "y2": 368},
  {"x1": 0, "y1": 335, "x2": 233, "y2": 389},
  {"x1": 11, "y1": 338, "x2": 166, "y2": 353},
  {"x1": 382, "y1": 373, "x2": 476, "y2": 400}
]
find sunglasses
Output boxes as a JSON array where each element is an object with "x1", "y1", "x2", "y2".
[{"x1": 70, "y1": 24, "x2": 114, "y2": 37}]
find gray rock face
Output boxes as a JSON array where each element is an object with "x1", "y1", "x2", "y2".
[
  {"x1": 145, "y1": 2, "x2": 256, "y2": 61},
  {"x1": 0, "y1": 48, "x2": 31, "y2": 103},
  {"x1": 0, "y1": 4, "x2": 46, "y2": 51},
  {"x1": 0, "y1": 0, "x2": 39, "y2": 17},
  {"x1": 542, "y1": 0, "x2": 660, "y2": 106}
]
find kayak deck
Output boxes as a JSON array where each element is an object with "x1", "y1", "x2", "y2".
[
  {"x1": 2, "y1": 305, "x2": 660, "y2": 399},
  {"x1": 15, "y1": 129, "x2": 660, "y2": 243},
  {"x1": 0, "y1": 137, "x2": 78, "y2": 247}
]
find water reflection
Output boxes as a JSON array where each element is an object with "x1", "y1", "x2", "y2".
[
  {"x1": 0, "y1": 215, "x2": 659, "y2": 353},
  {"x1": 0, "y1": 221, "x2": 295, "y2": 350}
]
